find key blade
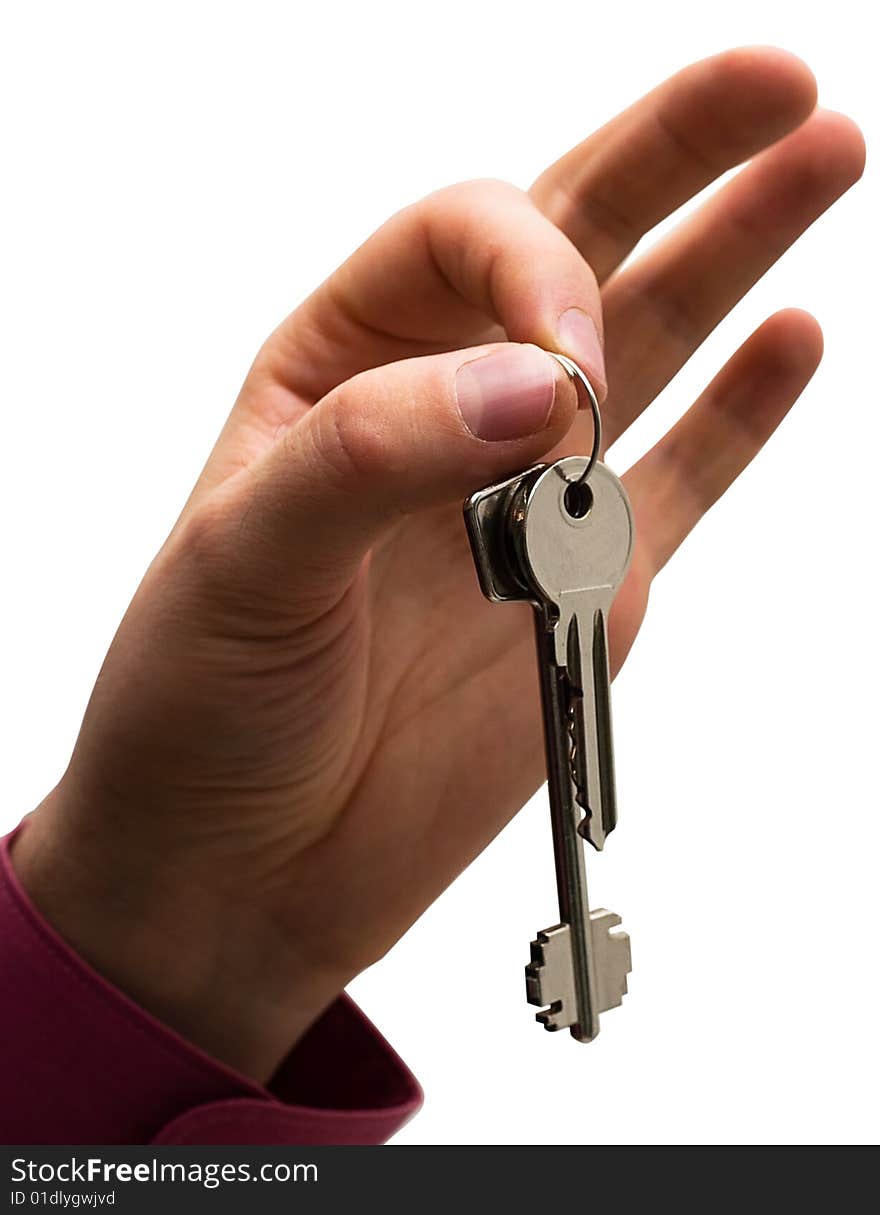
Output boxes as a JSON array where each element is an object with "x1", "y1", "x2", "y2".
[
  {"x1": 566, "y1": 603, "x2": 618, "y2": 851},
  {"x1": 532, "y1": 617, "x2": 603, "y2": 1042}
]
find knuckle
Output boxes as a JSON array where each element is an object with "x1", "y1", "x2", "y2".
[
  {"x1": 171, "y1": 492, "x2": 241, "y2": 577},
  {"x1": 631, "y1": 274, "x2": 703, "y2": 355},
  {"x1": 308, "y1": 382, "x2": 394, "y2": 491},
  {"x1": 144, "y1": 494, "x2": 252, "y2": 628},
  {"x1": 420, "y1": 177, "x2": 526, "y2": 225},
  {"x1": 416, "y1": 180, "x2": 534, "y2": 314}
]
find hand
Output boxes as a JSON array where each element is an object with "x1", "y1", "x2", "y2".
[{"x1": 14, "y1": 47, "x2": 864, "y2": 1082}]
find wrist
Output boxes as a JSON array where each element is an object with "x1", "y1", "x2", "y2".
[{"x1": 11, "y1": 785, "x2": 346, "y2": 1084}]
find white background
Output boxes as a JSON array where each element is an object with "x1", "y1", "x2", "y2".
[{"x1": 1, "y1": 1, "x2": 876, "y2": 1146}]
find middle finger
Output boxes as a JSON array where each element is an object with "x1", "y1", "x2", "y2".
[
  {"x1": 600, "y1": 107, "x2": 865, "y2": 449},
  {"x1": 530, "y1": 46, "x2": 818, "y2": 283}
]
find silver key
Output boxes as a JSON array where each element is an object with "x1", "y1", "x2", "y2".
[{"x1": 465, "y1": 456, "x2": 633, "y2": 1041}]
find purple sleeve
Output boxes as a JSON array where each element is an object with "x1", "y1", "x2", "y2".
[{"x1": 0, "y1": 820, "x2": 422, "y2": 1144}]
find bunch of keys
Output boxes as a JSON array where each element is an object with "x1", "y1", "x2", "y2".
[{"x1": 464, "y1": 353, "x2": 633, "y2": 1043}]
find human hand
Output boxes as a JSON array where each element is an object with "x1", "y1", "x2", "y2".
[{"x1": 13, "y1": 48, "x2": 864, "y2": 1082}]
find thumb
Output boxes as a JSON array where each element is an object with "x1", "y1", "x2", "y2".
[{"x1": 219, "y1": 342, "x2": 580, "y2": 606}]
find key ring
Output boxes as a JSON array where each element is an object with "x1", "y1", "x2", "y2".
[{"x1": 546, "y1": 352, "x2": 602, "y2": 487}]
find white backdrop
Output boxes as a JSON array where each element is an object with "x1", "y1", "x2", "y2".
[{"x1": 0, "y1": 1, "x2": 876, "y2": 1146}]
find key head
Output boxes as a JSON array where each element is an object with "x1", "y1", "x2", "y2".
[
  {"x1": 516, "y1": 458, "x2": 634, "y2": 610},
  {"x1": 463, "y1": 465, "x2": 543, "y2": 603}
]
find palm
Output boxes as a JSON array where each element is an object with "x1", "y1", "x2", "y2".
[
  {"x1": 369, "y1": 481, "x2": 646, "y2": 776},
  {"x1": 360, "y1": 408, "x2": 652, "y2": 797}
]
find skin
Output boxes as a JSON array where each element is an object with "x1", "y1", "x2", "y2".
[{"x1": 12, "y1": 47, "x2": 865, "y2": 1084}]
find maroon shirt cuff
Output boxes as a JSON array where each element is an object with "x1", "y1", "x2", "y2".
[{"x1": 0, "y1": 820, "x2": 422, "y2": 1144}]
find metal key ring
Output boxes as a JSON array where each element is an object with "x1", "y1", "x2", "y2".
[{"x1": 546, "y1": 352, "x2": 602, "y2": 487}]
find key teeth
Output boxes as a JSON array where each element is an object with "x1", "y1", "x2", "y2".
[
  {"x1": 535, "y1": 1006, "x2": 566, "y2": 1031},
  {"x1": 525, "y1": 925, "x2": 576, "y2": 1032},
  {"x1": 525, "y1": 915, "x2": 632, "y2": 1033},
  {"x1": 590, "y1": 908, "x2": 632, "y2": 1013},
  {"x1": 524, "y1": 932, "x2": 551, "y2": 1006},
  {"x1": 577, "y1": 809, "x2": 606, "y2": 852}
]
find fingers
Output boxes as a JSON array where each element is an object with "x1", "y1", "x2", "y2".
[
  {"x1": 625, "y1": 310, "x2": 823, "y2": 574},
  {"x1": 260, "y1": 179, "x2": 606, "y2": 405},
  {"x1": 190, "y1": 179, "x2": 605, "y2": 508},
  {"x1": 601, "y1": 110, "x2": 865, "y2": 449},
  {"x1": 210, "y1": 344, "x2": 579, "y2": 608},
  {"x1": 530, "y1": 46, "x2": 818, "y2": 282}
]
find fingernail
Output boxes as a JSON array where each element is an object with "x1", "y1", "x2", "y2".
[
  {"x1": 455, "y1": 345, "x2": 556, "y2": 441},
  {"x1": 557, "y1": 307, "x2": 606, "y2": 400}
]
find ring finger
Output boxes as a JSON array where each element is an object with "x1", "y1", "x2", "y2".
[{"x1": 624, "y1": 308, "x2": 823, "y2": 574}]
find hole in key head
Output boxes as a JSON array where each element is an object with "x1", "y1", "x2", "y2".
[{"x1": 563, "y1": 480, "x2": 593, "y2": 520}]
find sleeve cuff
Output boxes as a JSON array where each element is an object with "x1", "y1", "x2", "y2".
[{"x1": 0, "y1": 818, "x2": 422, "y2": 1145}]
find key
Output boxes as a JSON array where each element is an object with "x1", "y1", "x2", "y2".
[
  {"x1": 517, "y1": 457, "x2": 633, "y2": 851},
  {"x1": 464, "y1": 455, "x2": 633, "y2": 1041}
]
